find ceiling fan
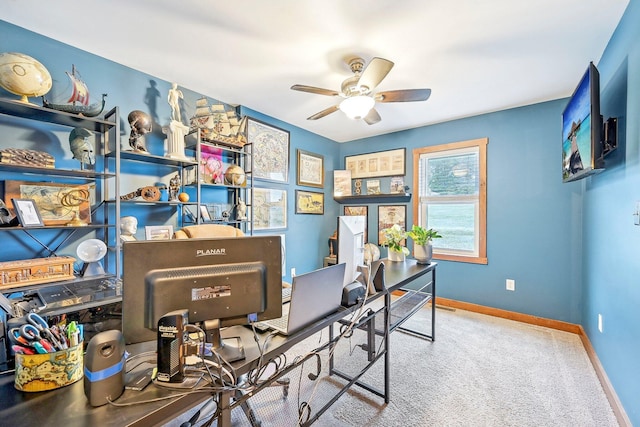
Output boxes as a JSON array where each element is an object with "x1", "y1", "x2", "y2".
[{"x1": 291, "y1": 56, "x2": 431, "y2": 125}]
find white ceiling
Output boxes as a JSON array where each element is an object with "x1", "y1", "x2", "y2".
[{"x1": 3, "y1": 0, "x2": 628, "y2": 143}]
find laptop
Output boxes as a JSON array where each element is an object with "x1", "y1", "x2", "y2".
[{"x1": 259, "y1": 263, "x2": 346, "y2": 335}]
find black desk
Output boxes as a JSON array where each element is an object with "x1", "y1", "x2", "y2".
[{"x1": 0, "y1": 260, "x2": 436, "y2": 426}]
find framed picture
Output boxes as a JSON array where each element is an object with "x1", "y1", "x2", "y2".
[
  {"x1": 366, "y1": 179, "x2": 381, "y2": 195},
  {"x1": 12, "y1": 198, "x2": 44, "y2": 227},
  {"x1": 4, "y1": 180, "x2": 93, "y2": 226},
  {"x1": 248, "y1": 117, "x2": 290, "y2": 183},
  {"x1": 296, "y1": 149, "x2": 324, "y2": 188},
  {"x1": 295, "y1": 190, "x2": 324, "y2": 215},
  {"x1": 344, "y1": 205, "x2": 368, "y2": 242},
  {"x1": 378, "y1": 205, "x2": 407, "y2": 245},
  {"x1": 333, "y1": 170, "x2": 352, "y2": 197},
  {"x1": 252, "y1": 187, "x2": 287, "y2": 230},
  {"x1": 145, "y1": 225, "x2": 174, "y2": 240},
  {"x1": 345, "y1": 148, "x2": 406, "y2": 179},
  {"x1": 200, "y1": 205, "x2": 212, "y2": 221}
]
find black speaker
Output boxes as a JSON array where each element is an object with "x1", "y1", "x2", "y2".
[
  {"x1": 84, "y1": 330, "x2": 125, "y2": 407},
  {"x1": 156, "y1": 309, "x2": 188, "y2": 383}
]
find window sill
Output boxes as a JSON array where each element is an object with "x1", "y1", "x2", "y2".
[{"x1": 434, "y1": 254, "x2": 488, "y2": 265}]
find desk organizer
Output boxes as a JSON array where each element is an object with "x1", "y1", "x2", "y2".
[{"x1": 14, "y1": 342, "x2": 83, "y2": 392}]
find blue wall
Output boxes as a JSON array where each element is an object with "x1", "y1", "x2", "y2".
[
  {"x1": 340, "y1": 100, "x2": 585, "y2": 324},
  {"x1": 2, "y1": 6, "x2": 638, "y2": 420},
  {"x1": 581, "y1": 0, "x2": 639, "y2": 423}
]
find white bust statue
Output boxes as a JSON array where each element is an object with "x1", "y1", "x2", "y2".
[{"x1": 120, "y1": 216, "x2": 138, "y2": 241}]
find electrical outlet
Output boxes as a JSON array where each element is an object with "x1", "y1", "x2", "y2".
[
  {"x1": 291, "y1": 267, "x2": 296, "y2": 277},
  {"x1": 506, "y1": 279, "x2": 515, "y2": 291},
  {"x1": 598, "y1": 314, "x2": 603, "y2": 333}
]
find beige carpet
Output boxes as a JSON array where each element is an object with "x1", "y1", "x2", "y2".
[{"x1": 167, "y1": 303, "x2": 618, "y2": 426}]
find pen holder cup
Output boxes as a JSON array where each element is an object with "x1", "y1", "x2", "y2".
[{"x1": 14, "y1": 341, "x2": 84, "y2": 392}]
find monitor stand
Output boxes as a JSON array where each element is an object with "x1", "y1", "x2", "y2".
[{"x1": 202, "y1": 319, "x2": 245, "y2": 362}]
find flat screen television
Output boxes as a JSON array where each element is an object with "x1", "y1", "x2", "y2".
[
  {"x1": 122, "y1": 236, "x2": 282, "y2": 348},
  {"x1": 562, "y1": 62, "x2": 604, "y2": 183},
  {"x1": 337, "y1": 215, "x2": 366, "y2": 287}
]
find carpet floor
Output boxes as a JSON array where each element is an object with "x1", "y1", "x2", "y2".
[{"x1": 166, "y1": 303, "x2": 619, "y2": 426}]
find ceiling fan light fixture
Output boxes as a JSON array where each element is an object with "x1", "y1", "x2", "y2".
[{"x1": 339, "y1": 95, "x2": 375, "y2": 120}]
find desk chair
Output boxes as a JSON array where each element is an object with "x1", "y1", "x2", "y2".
[{"x1": 173, "y1": 224, "x2": 245, "y2": 239}]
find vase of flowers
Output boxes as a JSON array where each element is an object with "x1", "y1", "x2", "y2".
[
  {"x1": 382, "y1": 224, "x2": 409, "y2": 262},
  {"x1": 407, "y1": 224, "x2": 442, "y2": 264}
]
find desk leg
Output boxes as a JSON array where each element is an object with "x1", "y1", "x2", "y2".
[
  {"x1": 384, "y1": 291, "x2": 391, "y2": 403},
  {"x1": 218, "y1": 390, "x2": 232, "y2": 427},
  {"x1": 431, "y1": 268, "x2": 436, "y2": 341}
]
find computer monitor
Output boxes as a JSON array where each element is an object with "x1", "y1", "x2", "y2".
[
  {"x1": 122, "y1": 236, "x2": 282, "y2": 357},
  {"x1": 337, "y1": 215, "x2": 366, "y2": 287}
]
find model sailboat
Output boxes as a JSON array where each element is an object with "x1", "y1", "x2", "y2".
[
  {"x1": 42, "y1": 65, "x2": 106, "y2": 117},
  {"x1": 190, "y1": 97, "x2": 247, "y2": 148}
]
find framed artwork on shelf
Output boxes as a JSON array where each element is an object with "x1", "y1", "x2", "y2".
[
  {"x1": 248, "y1": 117, "x2": 290, "y2": 183},
  {"x1": 378, "y1": 205, "x2": 407, "y2": 245},
  {"x1": 345, "y1": 148, "x2": 406, "y2": 179},
  {"x1": 296, "y1": 149, "x2": 324, "y2": 188},
  {"x1": 12, "y1": 198, "x2": 44, "y2": 227},
  {"x1": 295, "y1": 189, "x2": 324, "y2": 215},
  {"x1": 366, "y1": 179, "x2": 381, "y2": 195},
  {"x1": 333, "y1": 170, "x2": 352, "y2": 197},
  {"x1": 200, "y1": 205, "x2": 212, "y2": 221},
  {"x1": 390, "y1": 176, "x2": 405, "y2": 193},
  {"x1": 4, "y1": 180, "x2": 93, "y2": 226},
  {"x1": 344, "y1": 205, "x2": 368, "y2": 242},
  {"x1": 252, "y1": 187, "x2": 287, "y2": 230},
  {"x1": 145, "y1": 225, "x2": 174, "y2": 240}
]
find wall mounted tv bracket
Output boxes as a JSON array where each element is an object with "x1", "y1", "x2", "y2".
[{"x1": 603, "y1": 117, "x2": 618, "y2": 157}]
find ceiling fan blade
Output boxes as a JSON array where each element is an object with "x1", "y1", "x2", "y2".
[
  {"x1": 357, "y1": 57, "x2": 394, "y2": 92},
  {"x1": 376, "y1": 88, "x2": 432, "y2": 102},
  {"x1": 307, "y1": 105, "x2": 340, "y2": 120},
  {"x1": 363, "y1": 108, "x2": 381, "y2": 125},
  {"x1": 291, "y1": 84, "x2": 340, "y2": 97}
]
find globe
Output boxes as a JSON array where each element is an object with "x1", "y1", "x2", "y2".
[
  {"x1": 364, "y1": 243, "x2": 381, "y2": 264},
  {"x1": 224, "y1": 164, "x2": 246, "y2": 186},
  {"x1": 0, "y1": 52, "x2": 52, "y2": 103}
]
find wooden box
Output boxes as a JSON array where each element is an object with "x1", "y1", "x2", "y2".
[
  {"x1": 0, "y1": 256, "x2": 76, "y2": 289},
  {"x1": 0, "y1": 148, "x2": 55, "y2": 168}
]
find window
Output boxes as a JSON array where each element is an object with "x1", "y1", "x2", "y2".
[{"x1": 413, "y1": 138, "x2": 487, "y2": 264}]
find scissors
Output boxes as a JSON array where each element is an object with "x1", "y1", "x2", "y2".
[
  {"x1": 8, "y1": 325, "x2": 52, "y2": 354},
  {"x1": 25, "y1": 313, "x2": 65, "y2": 351}
]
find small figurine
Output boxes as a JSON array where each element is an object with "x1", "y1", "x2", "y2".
[
  {"x1": 168, "y1": 173, "x2": 181, "y2": 201},
  {"x1": 236, "y1": 199, "x2": 247, "y2": 221},
  {"x1": 69, "y1": 127, "x2": 95, "y2": 168},
  {"x1": 128, "y1": 110, "x2": 152, "y2": 152},
  {"x1": 168, "y1": 82, "x2": 183, "y2": 123}
]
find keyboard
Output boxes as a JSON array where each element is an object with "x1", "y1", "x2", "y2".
[
  {"x1": 281, "y1": 287, "x2": 292, "y2": 303},
  {"x1": 264, "y1": 314, "x2": 289, "y2": 330}
]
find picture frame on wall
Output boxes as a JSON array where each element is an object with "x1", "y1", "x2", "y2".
[
  {"x1": 296, "y1": 149, "x2": 324, "y2": 188},
  {"x1": 344, "y1": 205, "x2": 368, "y2": 242},
  {"x1": 248, "y1": 117, "x2": 290, "y2": 183},
  {"x1": 12, "y1": 198, "x2": 44, "y2": 227},
  {"x1": 345, "y1": 148, "x2": 406, "y2": 179},
  {"x1": 295, "y1": 189, "x2": 324, "y2": 215},
  {"x1": 252, "y1": 187, "x2": 287, "y2": 230},
  {"x1": 378, "y1": 205, "x2": 407, "y2": 245}
]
